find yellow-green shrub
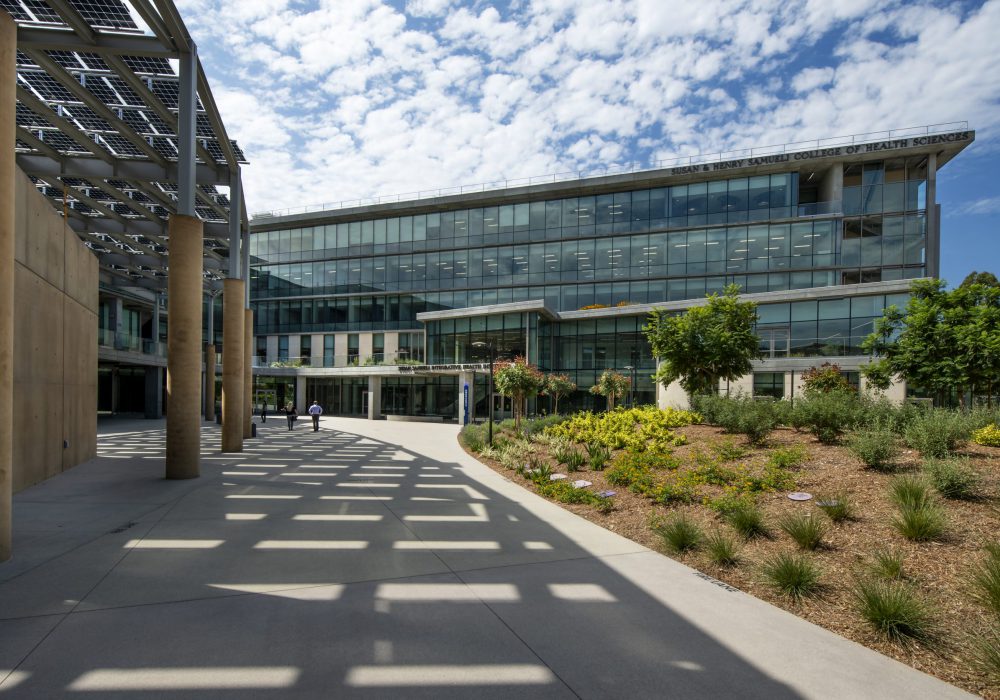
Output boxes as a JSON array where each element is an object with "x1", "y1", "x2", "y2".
[
  {"x1": 545, "y1": 406, "x2": 699, "y2": 452},
  {"x1": 973, "y1": 424, "x2": 1000, "y2": 447}
]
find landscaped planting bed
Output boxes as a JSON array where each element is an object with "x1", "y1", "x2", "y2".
[{"x1": 460, "y1": 404, "x2": 1000, "y2": 698}]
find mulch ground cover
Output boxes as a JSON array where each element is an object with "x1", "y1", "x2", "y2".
[{"x1": 465, "y1": 423, "x2": 1000, "y2": 698}]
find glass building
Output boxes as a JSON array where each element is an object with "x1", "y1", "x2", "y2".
[{"x1": 248, "y1": 128, "x2": 974, "y2": 420}]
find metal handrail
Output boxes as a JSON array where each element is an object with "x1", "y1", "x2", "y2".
[{"x1": 252, "y1": 122, "x2": 968, "y2": 219}]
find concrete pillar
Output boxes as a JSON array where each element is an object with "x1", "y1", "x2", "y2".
[
  {"x1": 221, "y1": 279, "x2": 244, "y2": 452},
  {"x1": 243, "y1": 308, "x2": 252, "y2": 438},
  {"x1": 152, "y1": 294, "x2": 161, "y2": 355},
  {"x1": 0, "y1": 12, "x2": 16, "y2": 561},
  {"x1": 295, "y1": 375, "x2": 307, "y2": 414},
  {"x1": 367, "y1": 376, "x2": 382, "y2": 420},
  {"x1": 458, "y1": 371, "x2": 475, "y2": 424},
  {"x1": 204, "y1": 344, "x2": 216, "y2": 421},
  {"x1": 165, "y1": 215, "x2": 203, "y2": 480},
  {"x1": 145, "y1": 367, "x2": 163, "y2": 419}
]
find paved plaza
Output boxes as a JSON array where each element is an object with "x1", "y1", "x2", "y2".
[{"x1": 0, "y1": 417, "x2": 971, "y2": 698}]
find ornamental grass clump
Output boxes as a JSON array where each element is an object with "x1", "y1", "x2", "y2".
[
  {"x1": 869, "y1": 548, "x2": 906, "y2": 581},
  {"x1": 459, "y1": 423, "x2": 487, "y2": 452},
  {"x1": 888, "y1": 474, "x2": 934, "y2": 510},
  {"x1": 586, "y1": 443, "x2": 612, "y2": 471},
  {"x1": 651, "y1": 514, "x2": 703, "y2": 554},
  {"x1": 564, "y1": 450, "x2": 586, "y2": 473},
  {"x1": 923, "y1": 456, "x2": 981, "y2": 500},
  {"x1": 762, "y1": 552, "x2": 820, "y2": 600},
  {"x1": 846, "y1": 423, "x2": 901, "y2": 471},
  {"x1": 890, "y1": 480, "x2": 947, "y2": 542},
  {"x1": 815, "y1": 491, "x2": 854, "y2": 523},
  {"x1": 725, "y1": 502, "x2": 770, "y2": 540},
  {"x1": 853, "y1": 578, "x2": 934, "y2": 642},
  {"x1": 970, "y1": 542, "x2": 1000, "y2": 619},
  {"x1": 705, "y1": 529, "x2": 741, "y2": 567},
  {"x1": 778, "y1": 511, "x2": 827, "y2": 550}
]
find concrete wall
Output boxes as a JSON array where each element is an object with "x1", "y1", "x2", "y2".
[{"x1": 12, "y1": 170, "x2": 98, "y2": 492}]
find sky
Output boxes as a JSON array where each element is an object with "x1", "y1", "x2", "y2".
[{"x1": 175, "y1": 0, "x2": 1000, "y2": 286}]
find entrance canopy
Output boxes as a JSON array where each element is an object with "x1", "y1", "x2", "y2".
[{"x1": 4, "y1": 0, "x2": 248, "y2": 291}]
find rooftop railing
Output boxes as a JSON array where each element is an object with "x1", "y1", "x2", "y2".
[{"x1": 252, "y1": 122, "x2": 968, "y2": 220}]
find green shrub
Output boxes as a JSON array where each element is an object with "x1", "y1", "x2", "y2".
[
  {"x1": 815, "y1": 491, "x2": 854, "y2": 523},
  {"x1": 564, "y1": 450, "x2": 586, "y2": 472},
  {"x1": 520, "y1": 413, "x2": 568, "y2": 437},
  {"x1": 893, "y1": 503, "x2": 947, "y2": 542},
  {"x1": 605, "y1": 449, "x2": 678, "y2": 494},
  {"x1": 653, "y1": 480, "x2": 697, "y2": 505},
  {"x1": 712, "y1": 438, "x2": 748, "y2": 461},
  {"x1": 725, "y1": 502, "x2": 770, "y2": 539},
  {"x1": 792, "y1": 389, "x2": 864, "y2": 444},
  {"x1": 691, "y1": 393, "x2": 731, "y2": 425},
  {"x1": 923, "y1": 457, "x2": 981, "y2": 499},
  {"x1": 973, "y1": 424, "x2": 1000, "y2": 447},
  {"x1": 537, "y1": 480, "x2": 614, "y2": 513},
  {"x1": 778, "y1": 512, "x2": 827, "y2": 550},
  {"x1": 705, "y1": 529, "x2": 741, "y2": 566},
  {"x1": 846, "y1": 424, "x2": 900, "y2": 471},
  {"x1": 853, "y1": 578, "x2": 934, "y2": 642},
  {"x1": 904, "y1": 409, "x2": 973, "y2": 457},
  {"x1": 761, "y1": 552, "x2": 820, "y2": 599},
  {"x1": 888, "y1": 474, "x2": 934, "y2": 510},
  {"x1": 971, "y1": 542, "x2": 1000, "y2": 619},
  {"x1": 498, "y1": 440, "x2": 533, "y2": 471},
  {"x1": 707, "y1": 491, "x2": 756, "y2": 515},
  {"x1": 651, "y1": 514, "x2": 703, "y2": 553},
  {"x1": 715, "y1": 395, "x2": 781, "y2": 446},
  {"x1": 528, "y1": 463, "x2": 553, "y2": 482},
  {"x1": 459, "y1": 423, "x2": 487, "y2": 452},
  {"x1": 869, "y1": 548, "x2": 906, "y2": 580},
  {"x1": 766, "y1": 445, "x2": 808, "y2": 470}
]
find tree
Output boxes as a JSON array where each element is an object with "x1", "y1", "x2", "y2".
[
  {"x1": 960, "y1": 271, "x2": 1000, "y2": 289},
  {"x1": 542, "y1": 373, "x2": 576, "y2": 415},
  {"x1": 590, "y1": 369, "x2": 630, "y2": 411},
  {"x1": 801, "y1": 362, "x2": 853, "y2": 395},
  {"x1": 492, "y1": 357, "x2": 545, "y2": 430},
  {"x1": 862, "y1": 278, "x2": 1000, "y2": 407},
  {"x1": 644, "y1": 284, "x2": 762, "y2": 397}
]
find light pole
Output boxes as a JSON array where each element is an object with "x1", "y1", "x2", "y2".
[
  {"x1": 472, "y1": 341, "x2": 495, "y2": 446},
  {"x1": 624, "y1": 365, "x2": 635, "y2": 408}
]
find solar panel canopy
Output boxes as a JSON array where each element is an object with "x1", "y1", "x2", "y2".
[{"x1": 5, "y1": 0, "x2": 249, "y2": 290}]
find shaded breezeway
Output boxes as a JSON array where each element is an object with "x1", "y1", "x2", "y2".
[{"x1": 0, "y1": 416, "x2": 972, "y2": 698}]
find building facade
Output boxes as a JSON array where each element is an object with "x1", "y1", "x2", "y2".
[{"x1": 248, "y1": 128, "x2": 974, "y2": 420}]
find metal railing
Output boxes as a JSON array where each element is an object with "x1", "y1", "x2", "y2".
[
  {"x1": 253, "y1": 351, "x2": 426, "y2": 369},
  {"x1": 252, "y1": 122, "x2": 967, "y2": 219},
  {"x1": 98, "y1": 328, "x2": 165, "y2": 356}
]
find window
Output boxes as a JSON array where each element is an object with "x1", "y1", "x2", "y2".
[{"x1": 753, "y1": 372, "x2": 784, "y2": 399}]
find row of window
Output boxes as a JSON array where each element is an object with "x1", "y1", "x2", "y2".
[
  {"x1": 250, "y1": 269, "x2": 922, "y2": 334},
  {"x1": 251, "y1": 216, "x2": 925, "y2": 299}
]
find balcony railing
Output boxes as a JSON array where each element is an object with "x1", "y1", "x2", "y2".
[
  {"x1": 253, "y1": 351, "x2": 426, "y2": 369},
  {"x1": 98, "y1": 328, "x2": 165, "y2": 357}
]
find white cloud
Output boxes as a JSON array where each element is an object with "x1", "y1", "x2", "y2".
[
  {"x1": 180, "y1": 0, "x2": 1000, "y2": 214},
  {"x1": 958, "y1": 196, "x2": 1000, "y2": 216}
]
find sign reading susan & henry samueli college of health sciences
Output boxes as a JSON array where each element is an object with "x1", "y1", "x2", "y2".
[{"x1": 668, "y1": 131, "x2": 974, "y2": 175}]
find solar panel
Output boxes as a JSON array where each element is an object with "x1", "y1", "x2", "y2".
[
  {"x1": 121, "y1": 55, "x2": 173, "y2": 76},
  {"x1": 203, "y1": 140, "x2": 225, "y2": 163},
  {"x1": 15, "y1": 103, "x2": 51, "y2": 128},
  {"x1": 70, "y1": 0, "x2": 138, "y2": 30},
  {"x1": 79, "y1": 75, "x2": 121, "y2": 105},
  {"x1": 150, "y1": 80, "x2": 179, "y2": 109},
  {"x1": 15, "y1": 51, "x2": 34, "y2": 67},
  {"x1": 0, "y1": 1, "x2": 32, "y2": 21},
  {"x1": 47, "y1": 51, "x2": 86, "y2": 70},
  {"x1": 37, "y1": 130, "x2": 83, "y2": 153},
  {"x1": 101, "y1": 133, "x2": 144, "y2": 157},
  {"x1": 149, "y1": 136, "x2": 177, "y2": 159},
  {"x1": 231, "y1": 141, "x2": 248, "y2": 162},
  {"x1": 19, "y1": 71, "x2": 76, "y2": 101},
  {"x1": 196, "y1": 114, "x2": 215, "y2": 138},
  {"x1": 103, "y1": 76, "x2": 144, "y2": 107},
  {"x1": 64, "y1": 105, "x2": 113, "y2": 132},
  {"x1": 21, "y1": 0, "x2": 61, "y2": 23},
  {"x1": 77, "y1": 52, "x2": 111, "y2": 72},
  {"x1": 118, "y1": 108, "x2": 151, "y2": 134}
]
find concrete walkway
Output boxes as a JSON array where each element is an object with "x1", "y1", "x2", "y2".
[{"x1": 0, "y1": 416, "x2": 971, "y2": 698}]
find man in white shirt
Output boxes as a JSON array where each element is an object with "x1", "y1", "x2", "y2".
[{"x1": 308, "y1": 400, "x2": 323, "y2": 431}]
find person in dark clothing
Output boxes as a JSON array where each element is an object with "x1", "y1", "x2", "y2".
[
  {"x1": 284, "y1": 403, "x2": 297, "y2": 430},
  {"x1": 259, "y1": 400, "x2": 267, "y2": 423}
]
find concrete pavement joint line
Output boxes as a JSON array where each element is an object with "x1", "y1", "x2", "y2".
[{"x1": 372, "y1": 481, "x2": 584, "y2": 700}]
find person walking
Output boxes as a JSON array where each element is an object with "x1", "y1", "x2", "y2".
[
  {"x1": 308, "y1": 400, "x2": 323, "y2": 431},
  {"x1": 284, "y1": 402, "x2": 297, "y2": 430},
  {"x1": 259, "y1": 399, "x2": 267, "y2": 423}
]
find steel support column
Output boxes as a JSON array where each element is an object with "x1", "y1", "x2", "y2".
[{"x1": 0, "y1": 12, "x2": 15, "y2": 561}]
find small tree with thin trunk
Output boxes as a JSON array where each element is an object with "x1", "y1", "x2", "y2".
[
  {"x1": 590, "y1": 369, "x2": 631, "y2": 411},
  {"x1": 542, "y1": 373, "x2": 576, "y2": 415},
  {"x1": 493, "y1": 357, "x2": 545, "y2": 431}
]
